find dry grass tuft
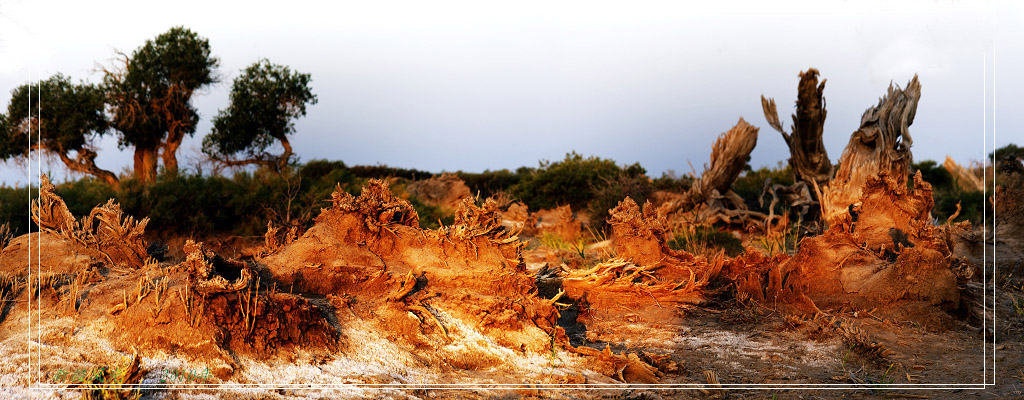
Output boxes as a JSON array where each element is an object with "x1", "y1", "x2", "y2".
[{"x1": 0, "y1": 222, "x2": 12, "y2": 250}]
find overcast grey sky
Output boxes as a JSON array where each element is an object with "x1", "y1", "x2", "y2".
[{"x1": 0, "y1": 0, "x2": 1020, "y2": 186}]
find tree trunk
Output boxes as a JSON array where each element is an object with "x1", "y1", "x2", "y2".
[
  {"x1": 671, "y1": 117, "x2": 759, "y2": 211},
  {"x1": 158, "y1": 86, "x2": 193, "y2": 178},
  {"x1": 161, "y1": 139, "x2": 180, "y2": 177},
  {"x1": 134, "y1": 146, "x2": 158, "y2": 184},
  {"x1": 658, "y1": 118, "x2": 799, "y2": 232},
  {"x1": 761, "y1": 68, "x2": 832, "y2": 199},
  {"x1": 55, "y1": 147, "x2": 120, "y2": 189},
  {"x1": 277, "y1": 136, "x2": 294, "y2": 172},
  {"x1": 161, "y1": 119, "x2": 184, "y2": 178},
  {"x1": 821, "y1": 75, "x2": 921, "y2": 225}
]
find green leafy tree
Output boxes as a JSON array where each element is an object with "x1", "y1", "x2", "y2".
[
  {"x1": 203, "y1": 59, "x2": 317, "y2": 171},
  {"x1": 104, "y1": 26, "x2": 218, "y2": 182},
  {"x1": 1, "y1": 75, "x2": 119, "y2": 187}
]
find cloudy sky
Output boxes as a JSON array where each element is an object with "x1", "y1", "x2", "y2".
[{"x1": 0, "y1": 0, "x2": 1020, "y2": 186}]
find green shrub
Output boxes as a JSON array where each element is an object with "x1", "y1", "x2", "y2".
[
  {"x1": 910, "y1": 160, "x2": 954, "y2": 192},
  {"x1": 586, "y1": 173, "x2": 653, "y2": 234},
  {"x1": 299, "y1": 159, "x2": 348, "y2": 180},
  {"x1": 456, "y1": 169, "x2": 522, "y2": 199},
  {"x1": 0, "y1": 185, "x2": 33, "y2": 236},
  {"x1": 990, "y1": 143, "x2": 1024, "y2": 163},
  {"x1": 513, "y1": 152, "x2": 640, "y2": 211},
  {"x1": 119, "y1": 174, "x2": 241, "y2": 235},
  {"x1": 54, "y1": 178, "x2": 118, "y2": 216},
  {"x1": 348, "y1": 164, "x2": 430, "y2": 181},
  {"x1": 732, "y1": 162, "x2": 794, "y2": 213},
  {"x1": 651, "y1": 170, "x2": 693, "y2": 193},
  {"x1": 406, "y1": 196, "x2": 454, "y2": 230},
  {"x1": 910, "y1": 161, "x2": 988, "y2": 225}
]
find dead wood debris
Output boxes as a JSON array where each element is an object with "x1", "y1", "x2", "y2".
[
  {"x1": 328, "y1": 179, "x2": 420, "y2": 232},
  {"x1": 562, "y1": 258, "x2": 712, "y2": 308},
  {"x1": 571, "y1": 344, "x2": 660, "y2": 383},
  {"x1": 943, "y1": 156, "x2": 986, "y2": 192},
  {"x1": 608, "y1": 197, "x2": 723, "y2": 284},
  {"x1": 661, "y1": 118, "x2": 785, "y2": 232},
  {"x1": 664, "y1": 118, "x2": 758, "y2": 212},
  {"x1": 761, "y1": 68, "x2": 833, "y2": 204},
  {"x1": 722, "y1": 74, "x2": 971, "y2": 318},
  {"x1": 180, "y1": 240, "x2": 252, "y2": 295},
  {"x1": 31, "y1": 174, "x2": 149, "y2": 268}
]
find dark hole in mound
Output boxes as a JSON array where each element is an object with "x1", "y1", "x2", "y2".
[
  {"x1": 212, "y1": 255, "x2": 244, "y2": 282},
  {"x1": 413, "y1": 273, "x2": 428, "y2": 294},
  {"x1": 558, "y1": 300, "x2": 587, "y2": 347},
  {"x1": 535, "y1": 265, "x2": 588, "y2": 347}
]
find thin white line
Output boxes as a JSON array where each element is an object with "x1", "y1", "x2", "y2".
[
  {"x1": 37, "y1": 77, "x2": 42, "y2": 386},
  {"x1": 982, "y1": 53, "x2": 987, "y2": 387},
  {"x1": 26, "y1": 75, "x2": 32, "y2": 389},
  {"x1": 987, "y1": 44, "x2": 995, "y2": 388}
]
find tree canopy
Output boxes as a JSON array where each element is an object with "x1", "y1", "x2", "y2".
[
  {"x1": 991, "y1": 143, "x2": 1024, "y2": 163},
  {"x1": 104, "y1": 26, "x2": 218, "y2": 182},
  {"x1": 203, "y1": 59, "x2": 317, "y2": 171},
  {"x1": 2, "y1": 74, "x2": 119, "y2": 187}
]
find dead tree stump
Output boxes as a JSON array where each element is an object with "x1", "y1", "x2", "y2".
[{"x1": 822, "y1": 75, "x2": 922, "y2": 226}]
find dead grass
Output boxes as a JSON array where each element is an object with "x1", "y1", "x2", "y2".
[
  {"x1": 0, "y1": 222, "x2": 11, "y2": 250},
  {"x1": 0, "y1": 272, "x2": 19, "y2": 309},
  {"x1": 240, "y1": 275, "x2": 261, "y2": 338},
  {"x1": 177, "y1": 281, "x2": 205, "y2": 328}
]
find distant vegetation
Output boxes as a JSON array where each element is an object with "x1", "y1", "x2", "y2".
[
  {"x1": 2, "y1": 145, "x2": 1009, "y2": 240},
  {"x1": 909, "y1": 160, "x2": 989, "y2": 224}
]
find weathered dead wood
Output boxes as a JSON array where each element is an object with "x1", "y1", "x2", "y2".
[
  {"x1": 31, "y1": 175, "x2": 78, "y2": 235},
  {"x1": 664, "y1": 117, "x2": 758, "y2": 214},
  {"x1": 822, "y1": 75, "x2": 921, "y2": 225},
  {"x1": 943, "y1": 156, "x2": 986, "y2": 192},
  {"x1": 695, "y1": 117, "x2": 759, "y2": 204},
  {"x1": 31, "y1": 174, "x2": 149, "y2": 267},
  {"x1": 327, "y1": 179, "x2": 420, "y2": 232},
  {"x1": 762, "y1": 68, "x2": 832, "y2": 195},
  {"x1": 181, "y1": 240, "x2": 252, "y2": 294},
  {"x1": 658, "y1": 118, "x2": 791, "y2": 232}
]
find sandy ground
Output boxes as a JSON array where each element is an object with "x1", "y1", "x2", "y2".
[{"x1": 1, "y1": 261, "x2": 1020, "y2": 399}]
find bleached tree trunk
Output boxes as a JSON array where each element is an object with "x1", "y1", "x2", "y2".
[
  {"x1": 943, "y1": 155, "x2": 986, "y2": 192},
  {"x1": 821, "y1": 75, "x2": 922, "y2": 225},
  {"x1": 671, "y1": 117, "x2": 759, "y2": 211}
]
